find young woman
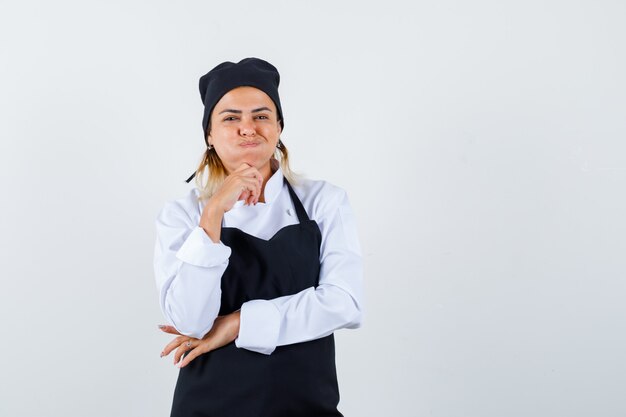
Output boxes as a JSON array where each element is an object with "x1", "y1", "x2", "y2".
[{"x1": 153, "y1": 57, "x2": 364, "y2": 416}]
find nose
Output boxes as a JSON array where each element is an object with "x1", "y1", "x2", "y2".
[{"x1": 239, "y1": 117, "x2": 256, "y2": 137}]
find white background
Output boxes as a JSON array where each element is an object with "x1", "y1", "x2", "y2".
[{"x1": 1, "y1": 1, "x2": 625, "y2": 416}]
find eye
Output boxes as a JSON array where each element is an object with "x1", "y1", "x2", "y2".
[
  {"x1": 256, "y1": 115, "x2": 269, "y2": 120},
  {"x1": 223, "y1": 116, "x2": 239, "y2": 121}
]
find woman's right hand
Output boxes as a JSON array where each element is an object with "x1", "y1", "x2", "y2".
[
  {"x1": 207, "y1": 163, "x2": 264, "y2": 213},
  {"x1": 199, "y1": 163, "x2": 263, "y2": 243}
]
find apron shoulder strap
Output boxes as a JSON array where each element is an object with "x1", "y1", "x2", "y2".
[{"x1": 284, "y1": 178, "x2": 311, "y2": 223}]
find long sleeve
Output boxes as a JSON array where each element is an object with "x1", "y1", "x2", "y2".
[
  {"x1": 153, "y1": 199, "x2": 232, "y2": 339},
  {"x1": 234, "y1": 187, "x2": 365, "y2": 355}
]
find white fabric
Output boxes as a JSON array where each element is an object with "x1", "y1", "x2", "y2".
[{"x1": 153, "y1": 167, "x2": 364, "y2": 355}]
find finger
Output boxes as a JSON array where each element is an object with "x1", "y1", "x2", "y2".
[
  {"x1": 238, "y1": 188, "x2": 251, "y2": 203},
  {"x1": 235, "y1": 162, "x2": 253, "y2": 172},
  {"x1": 247, "y1": 168, "x2": 263, "y2": 182},
  {"x1": 242, "y1": 175, "x2": 262, "y2": 200},
  {"x1": 162, "y1": 336, "x2": 187, "y2": 357},
  {"x1": 174, "y1": 340, "x2": 195, "y2": 364},
  {"x1": 235, "y1": 169, "x2": 261, "y2": 187},
  {"x1": 158, "y1": 324, "x2": 181, "y2": 335},
  {"x1": 250, "y1": 184, "x2": 260, "y2": 205},
  {"x1": 162, "y1": 337, "x2": 186, "y2": 358},
  {"x1": 237, "y1": 179, "x2": 261, "y2": 204},
  {"x1": 238, "y1": 166, "x2": 263, "y2": 184},
  {"x1": 177, "y1": 345, "x2": 209, "y2": 369}
]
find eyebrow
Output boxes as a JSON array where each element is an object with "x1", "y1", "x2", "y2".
[{"x1": 218, "y1": 107, "x2": 273, "y2": 114}]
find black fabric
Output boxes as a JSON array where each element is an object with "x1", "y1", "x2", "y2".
[{"x1": 170, "y1": 178, "x2": 343, "y2": 417}]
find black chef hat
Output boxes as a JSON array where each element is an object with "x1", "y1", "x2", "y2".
[{"x1": 185, "y1": 57, "x2": 284, "y2": 183}]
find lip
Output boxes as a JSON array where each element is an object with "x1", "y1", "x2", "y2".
[{"x1": 240, "y1": 142, "x2": 261, "y2": 147}]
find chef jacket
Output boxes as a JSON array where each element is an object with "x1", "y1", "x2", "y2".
[{"x1": 153, "y1": 166, "x2": 364, "y2": 355}]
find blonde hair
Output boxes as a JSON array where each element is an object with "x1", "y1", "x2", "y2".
[{"x1": 191, "y1": 138, "x2": 300, "y2": 204}]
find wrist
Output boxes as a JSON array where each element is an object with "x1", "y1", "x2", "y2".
[
  {"x1": 203, "y1": 198, "x2": 224, "y2": 221},
  {"x1": 232, "y1": 310, "x2": 241, "y2": 339},
  {"x1": 199, "y1": 200, "x2": 224, "y2": 243}
]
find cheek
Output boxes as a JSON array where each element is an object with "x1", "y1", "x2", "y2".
[{"x1": 264, "y1": 125, "x2": 281, "y2": 138}]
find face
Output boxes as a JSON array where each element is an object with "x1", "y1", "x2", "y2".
[{"x1": 207, "y1": 86, "x2": 282, "y2": 175}]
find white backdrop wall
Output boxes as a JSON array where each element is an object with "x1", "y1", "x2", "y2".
[{"x1": 1, "y1": 1, "x2": 624, "y2": 416}]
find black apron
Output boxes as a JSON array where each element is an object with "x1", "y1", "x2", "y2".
[{"x1": 170, "y1": 177, "x2": 343, "y2": 417}]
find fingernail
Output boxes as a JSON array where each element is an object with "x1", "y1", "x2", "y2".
[
  {"x1": 158, "y1": 324, "x2": 166, "y2": 329},
  {"x1": 160, "y1": 352, "x2": 164, "y2": 357}
]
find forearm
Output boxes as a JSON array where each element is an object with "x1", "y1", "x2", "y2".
[
  {"x1": 160, "y1": 260, "x2": 227, "y2": 339},
  {"x1": 235, "y1": 282, "x2": 363, "y2": 354}
]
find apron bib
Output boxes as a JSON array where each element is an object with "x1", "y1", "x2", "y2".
[{"x1": 170, "y1": 178, "x2": 343, "y2": 417}]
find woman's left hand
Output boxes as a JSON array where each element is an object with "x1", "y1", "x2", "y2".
[{"x1": 158, "y1": 310, "x2": 241, "y2": 368}]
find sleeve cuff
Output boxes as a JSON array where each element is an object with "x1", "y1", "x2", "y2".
[
  {"x1": 234, "y1": 299, "x2": 281, "y2": 355},
  {"x1": 175, "y1": 226, "x2": 232, "y2": 267}
]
